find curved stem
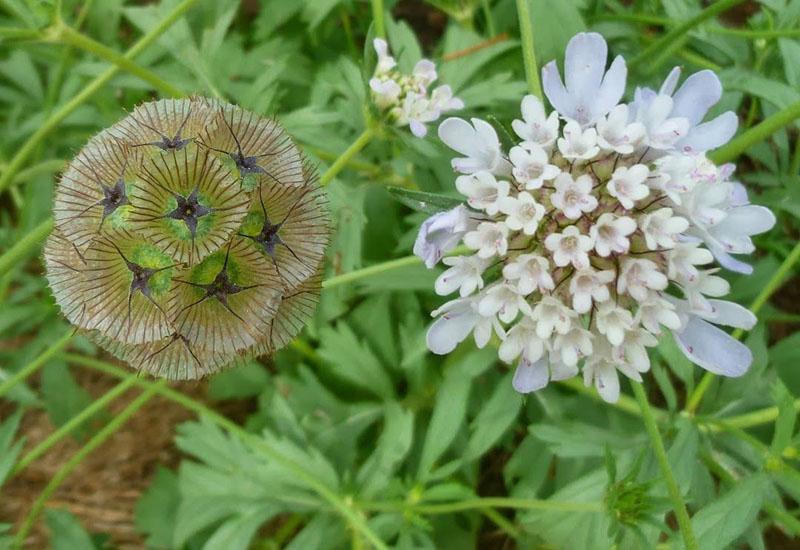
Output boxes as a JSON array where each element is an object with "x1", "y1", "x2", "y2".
[
  {"x1": 14, "y1": 380, "x2": 165, "y2": 548},
  {"x1": 319, "y1": 127, "x2": 376, "y2": 187},
  {"x1": 0, "y1": 218, "x2": 53, "y2": 279},
  {"x1": 59, "y1": 353, "x2": 388, "y2": 550},
  {"x1": 632, "y1": 382, "x2": 698, "y2": 550},
  {"x1": 515, "y1": 0, "x2": 543, "y2": 100},
  {"x1": 362, "y1": 496, "x2": 603, "y2": 514},
  {"x1": 52, "y1": 23, "x2": 184, "y2": 97},
  {"x1": 370, "y1": 0, "x2": 385, "y2": 38},
  {"x1": 686, "y1": 240, "x2": 800, "y2": 414},
  {"x1": 12, "y1": 377, "x2": 137, "y2": 476},
  {"x1": 0, "y1": 329, "x2": 72, "y2": 399},
  {"x1": 710, "y1": 101, "x2": 800, "y2": 164},
  {"x1": 0, "y1": 0, "x2": 200, "y2": 196},
  {"x1": 629, "y1": 0, "x2": 746, "y2": 73}
]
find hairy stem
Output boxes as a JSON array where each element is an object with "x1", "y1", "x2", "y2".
[
  {"x1": 515, "y1": 0, "x2": 543, "y2": 100},
  {"x1": 319, "y1": 127, "x2": 377, "y2": 187},
  {"x1": 632, "y1": 382, "x2": 698, "y2": 550},
  {"x1": 14, "y1": 381, "x2": 165, "y2": 548},
  {"x1": 0, "y1": 0, "x2": 200, "y2": 196},
  {"x1": 629, "y1": 0, "x2": 746, "y2": 72},
  {"x1": 0, "y1": 329, "x2": 71, "y2": 399},
  {"x1": 710, "y1": 101, "x2": 800, "y2": 164},
  {"x1": 0, "y1": 218, "x2": 53, "y2": 279},
  {"x1": 12, "y1": 377, "x2": 137, "y2": 476},
  {"x1": 60, "y1": 353, "x2": 388, "y2": 550},
  {"x1": 52, "y1": 23, "x2": 185, "y2": 97},
  {"x1": 370, "y1": 0, "x2": 385, "y2": 38},
  {"x1": 361, "y1": 496, "x2": 603, "y2": 514}
]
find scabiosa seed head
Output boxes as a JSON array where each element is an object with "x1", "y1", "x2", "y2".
[
  {"x1": 45, "y1": 97, "x2": 329, "y2": 379},
  {"x1": 417, "y1": 32, "x2": 776, "y2": 403},
  {"x1": 369, "y1": 38, "x2": 464, "y2": 138}
]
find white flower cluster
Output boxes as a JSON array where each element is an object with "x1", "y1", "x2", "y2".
[
  {"x1": 414, "y1": 33, "x2": 776, "y2": 402},
  {"x1": 370, "y1": 38, "x2": 463, "y2": 138}
]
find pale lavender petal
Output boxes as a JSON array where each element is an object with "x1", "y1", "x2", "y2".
[
  {"x1": 512, "y1": 356, "x2": 549, "y2": 393},
  {"x1": 438, "y1": 117, "x2": 479, "y2": 156},
  {"x1": 708, "y1": 243, "x2": 753, "y2": 274},
  {"x1": 542, "y1": 60, "x2": 575, "y2": 117},
  {"x1": 671, "y1": 70, "x2": 722, "y2": 125},
  {"x1": 706, "y1": 299, "x2": 757, "y2": 330},
  {"x1": 679, "y1": 111, "x2": 738, "y2": 153},
  {"x1": 565, "y1": 32, "x2": 607, "y2": 100},
  {"x1": 659, "y1": 66, "x2": 681, "y2": 96},
  {"x1": 673, "y1": 316, "x2": 752, "y2": 377},
  {"x1": 426, "y1": 308, "x2": 477, "y2": 355},
  {"x1": 593, "y1": 55, "x2": 627, "y2": 122}
]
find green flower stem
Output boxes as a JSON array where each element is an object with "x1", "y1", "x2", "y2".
[
  {"x1": 515, "y1": 0, "x2": 543, "y2": 101},
  {"x1": 322, "y1": 254, "x2": 422, "y2": 289},
  {"x1": 0, "y1": 329, "x2": 72, "y2": 399},
  {"x1": 361, "y1": 496, "x2": 603, "y2": 514},
  {"x1": 0, "y1": 0, "x2": 200, "y2": 196},
  {"x1": 710, "y1": 101, "x2": 800, "y2": 164},
  {"x1": 5, "y1": 158, "x2": 66, "y2": 189},
  {"x1": 686, "y1": 240, "x2": 800, "y2": 414},
  {"x1": 596, "y1": 13, "x2": 800, "y2": 39},
  {"x1": 319, "y1": 127, "x2": 377, "y2": 187},
  {"x1": 14, "y1": 380, "x2": 165, "y2": 549},
  {"x1": 0, "y1": 27, "x2": 42, "y2": 41},
  {"x1": 480, "y1": 0, "x2": 496, "y2": 36},
  {"x1": 629, "y1": 0, "x2": 747, "y2": 72},
  {"x1": 370, "y1": 0, "x2": 385, "y2": 38},
  {"x1": 11, "y1": 377, "x2": 137, "y2": 477},
  {"x1": 0, "y1": 218, "x2": 53, "y2": 279},
  {"x1": 60, "y1": 353, "x2": 389, "y2": 550},
  {"x1": 50, "y1": 23, "x2": 185, "y2": 98},
  {"x1": 632, "y1": 382, "x2": 698, "y2": 550},
  {"x1": 481, "y1": 507, "x2": 521, "y2": 540}
]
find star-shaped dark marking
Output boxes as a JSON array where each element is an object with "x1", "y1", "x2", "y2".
[
  {"x1": 131, "y1": 107, "x2": 193, "y2": 151},
  {"x1": 238, "y1": 187, "x2": 307, "y2": 284},
  {"x1": 197, "y1": 110, "x2": 286, "y2": 184},
  {"x1": 166, "y1": 187, "x2": 213, "y2": 237},
  {"x1": 63, "y1": 155, "x2": 131, "y2": 229},
  {"x1": 100, "y1": 178, "x2": 129, "y2": 221},
  {"x1": 106, "y1": 240, "x2": 176, "y2": 328},
  {"x1": 173, "y1": 240, "x2": 262, "y2": 326}
]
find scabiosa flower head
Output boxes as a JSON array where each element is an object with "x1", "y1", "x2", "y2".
[
  {"x1": 45, "y1": 97, "x2": 329, "y2": 379},
  {"x1": 415, "y1": 32, "x2": 776, "y2": 403},
  {"x1": 369, "y1": 38, "x2": 463, "y2": 138}
]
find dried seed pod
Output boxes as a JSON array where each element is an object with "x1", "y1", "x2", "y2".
[{"x1": 45, "y1": 97, "x2": 329, "y2": 379}]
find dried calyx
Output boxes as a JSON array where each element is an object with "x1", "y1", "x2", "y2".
[{"x1": 45, "y1": 97, "x2": 328, "y2": 379}]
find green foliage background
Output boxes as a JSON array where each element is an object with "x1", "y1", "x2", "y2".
[{"x1": 1, "y1": 0, "x2": 800, "y2": 548}]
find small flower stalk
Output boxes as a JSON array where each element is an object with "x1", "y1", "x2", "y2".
[
  {"x1": 370, "y1": 38, "x2": 464, "y2": 137},
  {"x1": 45, "y1": 97, "x2": 329, "y2": 379},
  {"x1": 417, "y1": 33, "x2": 775, "y2": 402}
]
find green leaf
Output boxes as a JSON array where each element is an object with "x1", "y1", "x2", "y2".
[
  {"x1": 692, "y1": 473, "x2": 770, "y2": 550},
  {"x1": 357, "y1": 401, "x2": 414, "y2": 498},
  {"x1": 770, "y1": 381, "x2": 796, "y2": 456},
  {"x1": 416, "y1": 355, "x2": 476, "y2": 479},
  {"x1": 0, "y1": 410, "x2": 24, "y2": 488},
  {"x1": 317, "y1": 322, "x2": 395, "y2": 399},
  {"x1": 134, "y1": 467, "x2": 179, "y2": 549},
  {"x1": 40, "y1": 360, "x2": 94, "y2": 438},
  {"x1": 386, "y1": 186, "x2": 463, "y2": 215},
  {"x1": 45, "y1": 508, "x2": 95, "y2": 550},
  {"x1": 463, "y1": 372, "x2": 521, "y2": 462},
  {"x1": 208, "y1": 361, "x2": 270, "y2": 401}
]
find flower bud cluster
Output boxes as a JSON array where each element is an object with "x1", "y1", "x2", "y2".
[
  {"x1": 370, "y1": 38, "x2": 463, "y2": 137},
  {"x1": 415, "y1": 33, "x2": 775, "y2": 402}
]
